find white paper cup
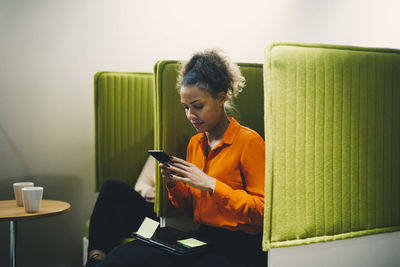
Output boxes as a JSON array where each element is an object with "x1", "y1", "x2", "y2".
[
  {"x1": 13, "y1": 182, "x2": 34, "y2": 206},
  {"x1": 22, "y1": 186, "x2": 43, "y2": 213}
]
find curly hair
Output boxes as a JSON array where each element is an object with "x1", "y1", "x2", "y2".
[{"x1": 177, "y1": 49, "x2": 245, "y2": 103}]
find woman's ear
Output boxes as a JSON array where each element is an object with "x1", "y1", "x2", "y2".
[{"x1": 217, "y1": 92, "x2": 227, "y2": 107}]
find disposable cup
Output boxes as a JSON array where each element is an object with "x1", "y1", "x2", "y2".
[
  {"x1": 22, "y1": 186, "x2": 43, "y2": 213},
  {"x1": 13, "y1": 182, "x2": 34, "y2": 206}
]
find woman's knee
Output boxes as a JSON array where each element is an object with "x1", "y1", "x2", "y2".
[{"x1": 100, "y1": 180, "x2": 131, "y2": 195}]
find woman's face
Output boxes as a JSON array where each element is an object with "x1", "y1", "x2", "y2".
[{"x1": 180, "y1": 85, "x2": 226, "y2": 133}]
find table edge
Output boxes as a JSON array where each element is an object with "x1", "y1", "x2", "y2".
[{"x1": 0, "y1": 199, "x2": 71, "y2": 222}]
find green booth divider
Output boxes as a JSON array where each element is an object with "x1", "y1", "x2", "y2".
[
  {"x1": 263, "y1": 42, "x2": 400, "y2": 251},
  {"x1": 153, "y1": 61, "x2": 195, "y2": 217},
  {"x1": 94, "y1": 71, "x2": 154, "y2": 191},
  {"x1": 153, "y1": 60, "x2": 264, "y2": 217},
  {"x1": 85, "y1": 72, "x2": 154, "y2": 244}
]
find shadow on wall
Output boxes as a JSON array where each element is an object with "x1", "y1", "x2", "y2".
[
  {"x1": 0, "y1": 174, "x2": 86, "y2": 267},
  {"x1": 0, "y1": 123, "x2": 29, "y2": 175}
]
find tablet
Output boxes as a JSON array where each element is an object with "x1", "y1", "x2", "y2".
[{"x1": 131, "y1": 226, "x2": 207, "y2": 256}]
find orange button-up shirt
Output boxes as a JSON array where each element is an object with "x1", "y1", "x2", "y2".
[{"x1": 167, "y1": 118, "x2": 265, "y2": 235}]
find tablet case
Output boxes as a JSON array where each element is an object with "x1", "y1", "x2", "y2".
[{"x1": 131, "y1": 226, "x2": 207, "y2": 256}]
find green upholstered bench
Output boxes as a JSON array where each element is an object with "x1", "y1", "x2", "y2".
[
  {"x1": 83, "y1": 71, "x2": 154, "y2": 265},
  {"x1": 93, "y1": 71, "x2": 155, "y2": 190},
  {"x1": 263, "y1": 42, "x2": 400, "y2": 256},
  {"x1": 84, "y1": 61, "x2": 264, "y2": 264}
]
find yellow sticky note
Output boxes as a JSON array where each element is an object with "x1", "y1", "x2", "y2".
[
  {"x1": 136, "y1": 217, "x2": 159, "y2": 239},
  {"x1": 177, "y1": 238, "x2": 207, "y2": 248}
]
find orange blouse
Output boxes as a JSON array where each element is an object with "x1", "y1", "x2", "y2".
[{"x1": 167, "y1": 118, "x2": 265, "y2": 235}]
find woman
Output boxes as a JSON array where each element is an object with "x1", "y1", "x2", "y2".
[{"x1": 98, "y1": 49, "x2": 266, "y2": 267}]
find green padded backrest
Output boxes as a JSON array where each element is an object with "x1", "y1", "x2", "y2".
[
  {"x1": 94, "y1": 72, "x2": 154, "y2": 191},
  {"x1": 153, "y1": 61, "x2": 195, "y2": 216},
  {"x1": 232, "y1": 63, "x2": 265, "y2": 138},
  {"x1": 153, "y1": 61, "x2": 264, "y2": 217},
  {"x1": 263, "y1": 42, "x2": 400, "y2": 251}
]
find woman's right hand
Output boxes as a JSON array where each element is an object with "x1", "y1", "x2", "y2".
[{"x1": 159, "y1": 163, "x2": 177, "y2": 188}]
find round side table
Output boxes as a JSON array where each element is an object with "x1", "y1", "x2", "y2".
[{"x1": 0, "y1": 199, "x2": 71, "y2": 267}]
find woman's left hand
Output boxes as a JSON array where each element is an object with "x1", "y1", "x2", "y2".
[{"x1": 166, "y1": 157, "x2": 216, "y2": 193}]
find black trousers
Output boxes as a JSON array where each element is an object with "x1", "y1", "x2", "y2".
[
  {"x1": 98, "y1": 224, "x2": 267, "y2": 267},
  {"x1": 91, "y1": 180, "x2": 267, "y2": 267},
  {"x1": 88, "y1": 180, "x2": 157, "y2": 254}
]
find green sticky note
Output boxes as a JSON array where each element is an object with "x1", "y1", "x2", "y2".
[
  {"x1": 136, "y1": 217, "x2": 159, "y2": 239},
  {"x1": 177, "y1": 238, "x2": 207, "y2": 248}
]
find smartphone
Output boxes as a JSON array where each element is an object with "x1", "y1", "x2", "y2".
[{"x1": 148, "y1": 150, "x2": 172, "y2": 163}]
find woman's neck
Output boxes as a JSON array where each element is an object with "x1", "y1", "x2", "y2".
[{"x1": 205, "y1": 114, "x2": 230, "y2": 149}]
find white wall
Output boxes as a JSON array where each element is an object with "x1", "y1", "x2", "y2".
[
  {"x1": 269, "y1": 231, "x2": 400, "y2": 267},
  {"x1": 0, "y1": 0, "x2": 399, "y2": 266}
]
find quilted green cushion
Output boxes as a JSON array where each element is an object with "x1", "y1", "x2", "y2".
[
  {"x1": 153, "y1": 61, "x2": 195, "y2": 216},
  {"x1": 94, "y1": 72, "x2": 154, "y2": 191},
  {"x1": 263, "y1": 42, "x2": 400, "y2": 251},
  {"x1": 153, "y1": 61, "x2": 264, "y2": 217},
  {"x1": 232, "y1": 63, "x2": 265, "y2": 138}
]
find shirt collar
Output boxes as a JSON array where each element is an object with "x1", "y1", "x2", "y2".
[{"x1": 198, "y1": 117, "x2": 240, "y2": 146}]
